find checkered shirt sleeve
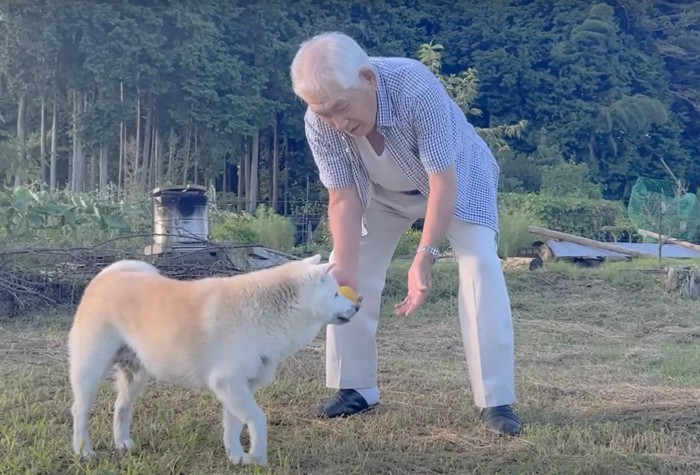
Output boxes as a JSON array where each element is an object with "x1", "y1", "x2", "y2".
[
  {"x1": 304, "y1": 109, "x2": 354, "y2": 189},
  {"x1": 408, "y1": 63, "x2": 459, "y2": 175}
]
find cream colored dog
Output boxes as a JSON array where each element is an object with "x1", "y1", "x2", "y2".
[{"x1": 67, "y1": 254, "x2": 360, "y2": 467}]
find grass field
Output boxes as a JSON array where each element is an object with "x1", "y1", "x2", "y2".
[{"x1": 2, "y1": 258, "x2": 700, "y2": 474}]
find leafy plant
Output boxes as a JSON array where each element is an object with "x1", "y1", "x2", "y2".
[{"x1": 0, "y1": 185, "x2": 151, "y2": 246}]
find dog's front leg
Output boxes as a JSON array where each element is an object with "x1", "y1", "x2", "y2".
[
  {"x1": 222, "y1": 408, "x2": 245, "y2": 462},
  {"x1": 210, "y1": 376, "x2": 267, "y2": 467}
]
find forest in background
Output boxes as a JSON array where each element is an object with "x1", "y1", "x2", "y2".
[{"x1": 0, "y1": 0, "x2": 698, "y2": 219}]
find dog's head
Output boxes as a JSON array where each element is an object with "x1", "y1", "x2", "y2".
[{"x1": 298, "y1": 254, "x2": 361, "y2": 326}]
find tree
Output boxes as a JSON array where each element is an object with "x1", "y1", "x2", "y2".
[{"x1": 417, "y1": 41, "x2": 527, "y2": 155}]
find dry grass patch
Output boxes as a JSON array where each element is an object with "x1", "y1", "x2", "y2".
[{"x1": 2, "y1": 259, "x2": 700, "y2": 473}]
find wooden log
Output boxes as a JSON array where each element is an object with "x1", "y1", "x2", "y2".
[
  {"x1": 636, "y1": 229, "x2": 700, "y2": 253},
  {"x1": 527, "y1": 226, "x2": 649, "y2": 258}
]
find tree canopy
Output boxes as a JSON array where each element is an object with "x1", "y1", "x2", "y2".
[{"x1": 0, "y1": 0, "x2": 697, "y2": 211}]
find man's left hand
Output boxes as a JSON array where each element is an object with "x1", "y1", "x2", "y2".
[{"x1": 395, "y1": 252, "x2": 433, "y2": 317}]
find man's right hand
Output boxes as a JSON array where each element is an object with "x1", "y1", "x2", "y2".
[
  {"x1": 327, "y1": 186, "x2": 363, "y2": 293},
  {"x1": 331, "y1": 266, "x2": 358, "y2": 292}
]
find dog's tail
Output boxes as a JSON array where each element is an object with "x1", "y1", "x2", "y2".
[{"x1": 97, "y1": 259, "x2": 160, "y2": 277}]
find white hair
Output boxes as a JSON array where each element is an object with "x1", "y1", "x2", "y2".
[{"x1": 290, "y1": 32, "x2": 372, "y2": 99}]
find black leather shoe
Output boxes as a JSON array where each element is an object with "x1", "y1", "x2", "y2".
[
  {"x1": 315, "y1": 389, "x2": 378, "y2": 418},
  {"x1": 480, "y1": 405, "x2": 523, "y2": 436}
]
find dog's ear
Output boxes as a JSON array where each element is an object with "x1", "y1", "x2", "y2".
[
  {"x1": 312, "y1": 262, "x2": 335, "y2": 277},
  {"x1": 302, "y1": 254, "x2": 323, "y2": 266}
]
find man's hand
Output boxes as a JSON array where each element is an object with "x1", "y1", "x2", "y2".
[
  {"x1": 332, "y1": 266, "x2": 358, "y2": 293},
  {"x1": 394, "y1": 252, "x2": 433, "y2": 316},
  {"x1": 327, "y1": 186, "x2": 363, "y2": 293}
]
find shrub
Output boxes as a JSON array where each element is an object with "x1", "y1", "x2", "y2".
[
  {"x1": 209, "y1": 204, "x2": 296, "y2": 252},
  {"x1": 497, "y1": 204, "x2": 536, "y2": 258},
  {"x1": 248, "y1": 204, "x2": 296, "y2": 251},
  {"x1": 499, "y1": 192, "x2": 626, "y2": 240}
]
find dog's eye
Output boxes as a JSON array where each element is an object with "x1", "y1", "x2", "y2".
[{"x1": 334, "y1": 292, "x2": 338, "y2": 297}]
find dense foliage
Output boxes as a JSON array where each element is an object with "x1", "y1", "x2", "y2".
[{"x1": 0, "y1": 0, "x2": 698, "y2": 233}]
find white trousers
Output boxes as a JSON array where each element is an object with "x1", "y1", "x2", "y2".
[{"x1": 326, "y1": 185, "x2": 516, "y2": 408}]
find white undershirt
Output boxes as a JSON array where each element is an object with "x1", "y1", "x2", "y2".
[{"x1": 353, "y1": 135, "x2": 416, "y2": 192}]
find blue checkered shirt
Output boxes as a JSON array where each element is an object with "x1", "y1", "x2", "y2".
[{"x1": 303, "y1": 56, "x2": 500, "y2": 236}]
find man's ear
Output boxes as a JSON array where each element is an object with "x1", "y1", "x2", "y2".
[{"x1": 359, "y1": 67, "x2": 377, "y2": 89}]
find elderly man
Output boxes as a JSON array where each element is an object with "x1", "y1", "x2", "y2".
[{"x1": 289, "y1": 32, "x2": 522, "y2": 436}]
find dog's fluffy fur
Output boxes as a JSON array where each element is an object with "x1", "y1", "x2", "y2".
[{"x1": 67, "y1": 254, "x2": 359, "y2": 466}]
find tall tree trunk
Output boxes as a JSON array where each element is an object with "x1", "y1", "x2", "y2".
[
  {"x1": 194, "y1": 125, "x2": 199, "y2": 184},
  {"x1": 248, "y1": 131, "x2": 259, "y2": 213},
  {"x1": 118, "y1": 80, "x2": 124, "y2": 193},
  {"x1": 238, "y1": 141, "x2": 246, "y2": 212},
  {"x1": 40, "y1": 96, "x2": 47, "y2": 185},
  {"x1": 89, "y1": 153, "x2": 97, "y2": 191},
  {"x1": 140, "y1": 91, "x2": 153, "y2": 191},
  {"x1": 99, "y1": 143, "x2": 108, "y2": 197},
  {"x1": 194, "y1": 125, "x2": 199, "y2": 183},
  {"x1": 15, "y1": 94, "x2": 27, "y2": 187},
  {"x1": 50, "y1": 94, "x2": 58, "y2": 191},
  {"x1": 71, "y1": 91, "x2": 81, "y2": 191},
  {"x1": 134, "y1": 83, "x2": 141, "y2": 194},
  {"x1": 166, "y1": 127, "x2": 175, "y2": 184},
  {"x1": 182, "y1": 118, "x2": 192, "y2": 183},
  {"x1": 152, "y1": 127, "x2": 161, "y2": 189},
  {"x1": 271, "y1": 118, "x2": 279, "y2": 212}
]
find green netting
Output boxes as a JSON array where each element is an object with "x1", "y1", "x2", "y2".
[{"x1": 627, "y1": 176, "x2": 700, "y2": 242}]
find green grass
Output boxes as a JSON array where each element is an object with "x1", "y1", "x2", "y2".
[{"x1": 2, "y1": 259, "x2": 700, "y2": 474}]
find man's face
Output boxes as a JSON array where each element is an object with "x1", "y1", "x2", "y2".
[{"x1": 300, "y1": 68, "x2": 378, "y2": 137}]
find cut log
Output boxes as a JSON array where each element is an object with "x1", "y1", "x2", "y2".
[
  {"x1": 527, "y1": 226, "x2": 648, "y2": 258},
  {"x1": 663, "y1": 266, "x2": 700, "y2": 300},
  {"x1": 637, "y1": 229, "x2": 700, "y2": 252}
]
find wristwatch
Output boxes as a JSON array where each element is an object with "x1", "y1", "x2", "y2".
[{"x1": 416, "y1": 245, "x2": 439, "y2": 263}]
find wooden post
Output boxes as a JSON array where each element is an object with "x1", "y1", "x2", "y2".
[{"x1": 527, "y1": 226, "x2": 649, "y2": 258}]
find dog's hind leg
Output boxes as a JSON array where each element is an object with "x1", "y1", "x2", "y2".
[
  {"x1": 113, "y1": 346, "x2": 148, "y2": 452},
  {"x1": 68, "y1": 326, "x2": 122, "y2": 457},
  {"x1": 210, "y1": 376, "x2": 267, "y2": 467}
]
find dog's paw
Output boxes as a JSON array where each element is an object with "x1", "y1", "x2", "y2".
[
  {"x1": 229, "y1": 452, "x2": 267, "y2": 467},
  {"x1": 74, "y1": 446, "x2": 94, "y2": 459},
  {"x1": 115, "y1": 439, "x2": 136, "y2": 451},
  {"x1": 227, "y1": 451, "x2": 246, "y2": 465},
  {"x1": 244, "y1": 452, "x2": 268, "y2": 467},
  {"x1": 73, "y1": 443, "x2": 94, "y2": 459}
]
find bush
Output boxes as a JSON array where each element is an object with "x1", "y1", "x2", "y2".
[
  {"x1": 499, "y1": 192, "x2": 626, "y2": 240},
  {"x1": 497, "y1": 204, "x2": 536, "y2": 258},
  {"x1": 539, "y1": 160, "x2": 603, "y2": 199},
  {"x1": 248, "y1": 205, "x2": 296, "y2": 251},
  {"x1": 209, "y1": 204, "x2": 296, "y2": 252}
]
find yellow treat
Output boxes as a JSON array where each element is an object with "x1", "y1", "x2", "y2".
[{"x1": 338, "y1": 286, "x2": 358, "y2": 303}]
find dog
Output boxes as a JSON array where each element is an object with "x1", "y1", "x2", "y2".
[{"x1": 67, "y1": 254, "x2": 360, "y2": 466}]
